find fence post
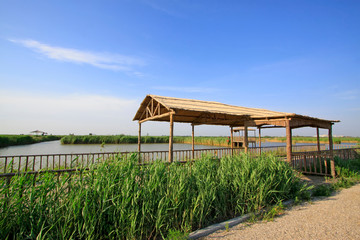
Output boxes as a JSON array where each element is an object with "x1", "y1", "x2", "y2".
[
  {"x1": 169, "y1": 113, "x2": 174, "y2": 163},
  {"x1": 258, "y1": 127, "x2": 262, "y2": 155},
  {"x1": 286, "y1": 120, "x2": 292, "y2": 163},
  {"x1": 192, "y1": 124, "x2": 195, "y2": 159},
  {"x1": 303, "y1": 155, "x2": 307, "y2": 172},
  {"x1": 138, "y1": 122, "x2": 142, "y2": 163},
  {"x1": 230, "y1": 126, "x2": 234, "y2": 156},
  {"x1": 329, "y1": 126, "x2": 335, "y2": 178},
  {"x1": 244, "y1": 123, "x2": 249, "y2": 153}
]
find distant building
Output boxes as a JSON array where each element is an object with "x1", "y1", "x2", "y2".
[{"x1": 30, "y1": 130, "x2": 48, "y2": 136}]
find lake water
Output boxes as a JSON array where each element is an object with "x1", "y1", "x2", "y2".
[
  {"x1": 0, "y1": 140, "x2": 354, "y2": 156},
  {"x1": 0, "y1": 140, "x2": 222, "y2": 156}
]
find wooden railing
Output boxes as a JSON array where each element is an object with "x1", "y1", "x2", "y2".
[
  {"x1": 233, "y1": 136, "x2": 257, "y2": 142},
  {"x1": 0, "y1": 148, "x2": 241, "y2": 176},
  {"x1": 291, "y1": 148, "x2": 359, "y2": 176},
  {"x1": 1, "y1": 145, "x2": 358, "y2": 178}
]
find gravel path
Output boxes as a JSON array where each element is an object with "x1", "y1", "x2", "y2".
[{"x1": 203, "y1": 184, "x2": 360, "y2": 240}]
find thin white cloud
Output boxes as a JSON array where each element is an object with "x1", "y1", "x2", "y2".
[
  {"x1": 143, "y1": 0, "x2": 184, "y2": 18},
  {"x1": 153, "y1": 86, "x2": 218, "y2": 93},
  {"x1": 0, "y1": 90, "x2": 139, "y2": 135},
  {"x1": 249, "y1": 58, "x2": 309, "y2": 73},
  {"x1": 9, "y1": 39, "x2": 145, "y2": 75},
  {"x1": 334, "y1": 90, "x2": 359, "y2": 100}
]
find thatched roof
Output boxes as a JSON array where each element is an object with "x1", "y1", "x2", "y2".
[{"x1": 133, "y1": 95, "x2": 339, "y2": 129}]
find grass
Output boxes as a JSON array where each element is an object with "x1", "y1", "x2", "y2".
[
  {"x1": 252, "y1": 156, "x2": 360, "y2": 224},
  {"x1": 305, "y1": 156, "x2": 360, "y2": 198},
  {"x1": 0, "y1": 135, "x2": 62, "y2": 148},
  {"x1": 60, "y1": 135, "x2": 169, "y2": 144},
  {"x1": 260, "y1": 201, "x2": 285, "y2": 221},
  {"x1": 60, "y1": 135, "x2": 360, "y2": 147},
  {"x1": 3, "y1": 135, "x2": 358, "y2": 148},
  {"x1": 264, "y1": 136, "x2": 360, "y2": 144},
  {"x1": 60, "y1": 135, "x2": 231, "y2": 146},
  {"x1": 173, "y1": 136, "x2": 230, "y2": 147},
  {"x1": 0, "y1": 153, "x2": 304, "y2": 239}
]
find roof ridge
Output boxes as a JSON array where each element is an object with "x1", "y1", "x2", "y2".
[{"x1": 150, "y1": 95, "x2": 292, "y2": 115}]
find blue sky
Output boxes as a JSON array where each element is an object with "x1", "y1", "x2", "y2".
[{"x1": 0, "y1": 0, "x2": 359, "y2": 137}]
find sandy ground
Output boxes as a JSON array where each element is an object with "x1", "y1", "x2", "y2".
[{"x1": 202, "y1": 183, "x2": 360, "y2": 240}]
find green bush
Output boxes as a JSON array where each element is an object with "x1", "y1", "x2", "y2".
[
  {"x1": 0, "y1": 135, "x2": 61, "y2": 148},
  {"x1": 312, "y1": 184, "x2": 334, "y2": 197},
  {"x1": 60, "y1": 135, "x2": 169, "y2": 144},
  {"x1": 311, "y1": 157, "x2": 360, "y2": 197}
]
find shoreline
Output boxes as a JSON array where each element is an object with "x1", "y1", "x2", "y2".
[
  {"x1": 1, "y1": 135, "x2": 358, "y2": 148},
  {"x1": 264, "y1": 138, "x2": 358, "y2": 144}
]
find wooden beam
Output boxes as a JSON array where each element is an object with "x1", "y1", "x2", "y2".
[
  {"x1": 138, "y1": 99, "x2": 163, "y2": 121},
  {"x1": 244, "y1": 122, "x2": 248, "y2": 153},
  {"x1": 154, "y1": 101, "x2": 160, "y2": 115},
  {"x1": 248, "y1": 119, "x2": 287, "y2": 127},
  {"x1": 169, "y1": 113, "x2": 174, "y2": 163},
  {"x1": 286, "y1": 120, "x2": 292, "y2": 163},
  {"x1": 139, "y1": 112, "x2": 171, "y2": 124},
  {"x1": 230, "y1": 126, "x2": 234, "y2": 156},
  {"x1": 138, "y1": 122, "x2": 141, "y2": 163},
  {"x1": 191, "y1": 124, "x2": 195, "y2": 159},
  {"x1": 257, "y1": 125, "x2": 285, "y2": 129},
  {"x1": 258, "y1": 127, "x2": 262, "y2": 155},
  {"x1": 316, "y1": 127, "x2": 321, "y2": 153},
  {"x1": 146, "y1": 106, "x2": 152, "y2": 117},
  {"x1": 329, "y1": 125, "x2": 335, "y2": 178},
  {"x1": 139, "y1": 106, "x2": 147, "y2": 121},
  {"x1": 290, "y1": 118, "x2": 332, "y2": 129},
  {"x1": 151, "y1": 98, "x2": 154, "y2": 114},
  {"x1": 329, "y1": 125, "x2": 334, "y2": 152}
]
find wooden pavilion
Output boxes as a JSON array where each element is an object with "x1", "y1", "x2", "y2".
[
  {"x1": 133, "y1": 95, "x2": 339, "y2": 176},
  {"x1": 232, "y1": 127, "x2": 257, "y2": 148}
]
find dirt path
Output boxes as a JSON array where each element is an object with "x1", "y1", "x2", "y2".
[{"x1": 203, "y1": 184, "x2": 360, "y2": 240}]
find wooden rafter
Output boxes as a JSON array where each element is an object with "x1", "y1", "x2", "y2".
[
  {"x1": 138, "y1": 99, "x2": 170, "y2": 122},
  {"x1": 139, "y1": 112, "x2": 172, "y2": 124}
]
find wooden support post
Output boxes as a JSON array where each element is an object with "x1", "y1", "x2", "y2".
[
  {"x1": 191, "y1": 124, "x2": 195, "y2": 159},
  {"x1": 138, "y1": 123, "x2": 141, "y2": 152},
  {"x1": 230, "y1": 126, "x2": 234, "y2": 156},
  {"x1": 169, "y1": 113, "x2": 174, "y2": 163},
  {"x1": 258, "y1": 127, "x2": 262, "y2": 155},
  {"x1": 244, "y1": 123, "x2": 248, "y2": 153},
  {"x1": 316, "y1": 127, "x2": 321, "y2": 153},
  {"x1": 329, "y1": 125, "x2": 335, "y2": 178},
  {"x1": 138, "y1": 123, "x2": 141, "y2": 163},
  {"x1": 286, "y1": 120, "x2": 292, "y2": 163}
]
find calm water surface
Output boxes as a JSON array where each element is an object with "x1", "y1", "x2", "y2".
[
  {"x1": 0, "y1": 140, "x2": 355, "y2": 156},
  {"x1": 0, "y1": 141, "x2": 222, "y2": 156}
]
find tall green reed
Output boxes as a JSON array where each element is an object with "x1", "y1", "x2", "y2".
[
  {"x1": 0, "y1": 135, "x2": 61, "y2": 148},
  {"x1": 0, "y1": 153, "x2": 303, "y2": 239},
  {"x1": 60, "y1": 135, "x2": 169, "y2": 144}
]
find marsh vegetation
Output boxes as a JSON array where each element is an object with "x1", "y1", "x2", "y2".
[
  {"x1": 0, "y1": 135, "x2": 61, "y2": 148},
  {"x1": 1, "y1": 153, "x2": 304, "y2": 239},
  {"x1": 60, "y1": 135, "x2": 360, "y2": 147}
]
